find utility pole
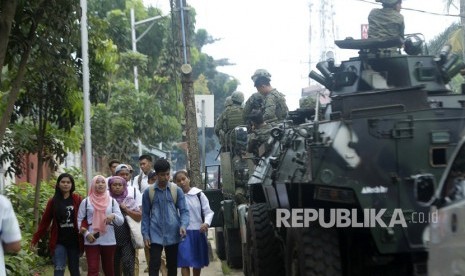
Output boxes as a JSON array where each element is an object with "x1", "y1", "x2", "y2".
[
  {"x1": 461, "y1": 0, "x2": 465, "y2": 61},
  {"x1": 171, "y1": 0, "x2": 201, "y2": 186},
  {"x1": 80, "y1": 0, "x2": 93, "y2": 191},
  {"x1": 131, "y1": 9, "x2": 164, "y2": 156}
]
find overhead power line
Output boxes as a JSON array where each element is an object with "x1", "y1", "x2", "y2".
[{"x1": 354, "y1": 0, "x2": 464, "y2": 19}]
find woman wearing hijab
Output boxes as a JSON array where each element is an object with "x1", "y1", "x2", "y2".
[
  {"x1": 78, "y1": 175, "x2": 124, "y2": 276},
  {"x1": 108, "y1": 175, "x2": 141, "y2": 276},
  {"x1": 31, "y1": 173, "x2": 84, "y2": 276}
]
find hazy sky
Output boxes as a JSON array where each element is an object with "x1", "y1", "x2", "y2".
[{"x1": 143, "y1": 0, "x2": 460, "y2": 110}]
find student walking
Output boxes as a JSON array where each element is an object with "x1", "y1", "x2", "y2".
[
  {"x1": 78, "y1": 175, "x2": 124, "y2": 276},
  {"x1": 174, "y1": 170, "x2": 214, "y2": 276},
  {"x1": 31, "y1": 173, "x2": 83, "y2": 276},
  {"x1": 141, "y1": 159, "x2": 189, "y2": 276},
  {"x1": 109, "y1": 175, "x2": 141, "y2": 276}
]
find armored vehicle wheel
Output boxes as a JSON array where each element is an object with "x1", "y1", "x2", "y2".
[
  {"x1": 246, "y1": 203, "x2": 284, "y2": 276},
  {"x1": 225, "y1": 227, "x2": 243, "y2": 268},
  {"x1": 286, "y1": 227, "x2": 341, "y2": 276},
  {"x1": 215, "y1": 227, "x2": 226, "y2": 260}
]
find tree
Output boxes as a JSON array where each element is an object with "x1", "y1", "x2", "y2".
[
  {"x1": 0, "y1": 0, "x2": 80, "y2": 148},
  {"x1": 0, "y1": 0, "x2": 82, "y2": 226},
  {"x1": 86, "y1": 0, "x2": 182, "y2": 161}
]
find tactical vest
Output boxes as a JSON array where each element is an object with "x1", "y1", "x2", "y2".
[{"x1": 225, "y1": 105, "x2": 244, "y2": 131}]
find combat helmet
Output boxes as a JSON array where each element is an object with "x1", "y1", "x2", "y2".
[
  {"x1": 299, "y1": 96, "x2": 316, "y2": 109},
  {"x1": 231, "y1": 91, "x2": 244, "y2": 104},
  {"x1": 251, "y1": 69, "x2": 272, "y2": 83},
  {"x1": 224, "y1": 96, "x2": 233, "y2": 108}
]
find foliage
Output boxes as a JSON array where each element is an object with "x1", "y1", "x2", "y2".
[
  {"x1": 3, "y1": 167, "x2": 86, "y2": 275},
  {"x1": 0, "y1": 0, "x2": 82, "y2": 142},
  {"x1": 194, "y1": 74, "x2": 210, "y2": 95},
  {"x1": 85, "y1": 0, "x2": 182, "y2": 158},
  {"x1": 1, "y1": 0, "x2": 237, "y2": 178},
  {"x1": 193, "y1": 29, "x2": 220, "y2": 50},
  {"x1": 427, "y1": 23, "x2": 461, "y2": 55},
  {"x1": 1, "y1": 122, "x2": 68, "y2": 177}
]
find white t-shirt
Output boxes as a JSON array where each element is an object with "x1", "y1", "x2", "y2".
[
  {"x1": 77, "y1": 198, "x2": 124, "y2": 246},
  {"x1": 0, "y1": 195, "x2": 21, "y2": 276},
  {"x1": 133, "y1": 172, "x2": 151, "y2": 193},
  {"x1": 127, "y1": 186, "x2": 143, "y2": 207}
]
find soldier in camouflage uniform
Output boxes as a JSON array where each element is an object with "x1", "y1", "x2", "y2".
[
  {"x1": 214, "y1": 91, "x2": 245, "y2": 150},
  {"x1": 246, "y1": 110, "x2": 272, "y2": 160},
  {"x1": 243, "y1": 92, "x2": 264, "y2": 123},
  {"x1": 248, "y1": 69, "x2": 288, "y2": 124},
  {"x1": 368, "y1": 0, "x2": 404, "y2": 40},
  {"x1": 215, "y1": 96, "x2": 232, "y2": 147}
]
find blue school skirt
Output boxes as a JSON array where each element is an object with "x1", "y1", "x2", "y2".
[{"x1": 177, "y1": 229, "x2": 209, "y2": 268}]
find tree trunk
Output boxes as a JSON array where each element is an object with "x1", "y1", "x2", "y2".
[
  {"x1": 0, "y1": 0, "x2": 18, "y2": 84},
  {"x1": 33, "y1": 104, "x2": 47, "y2": 228},
  {"x1": 181, "y1": 65, "x2": 201, "y2": 187},
  {"x1": 0, "y1": 45, "x2": 33, "y2": 145},
  {"x1": 34, "y1": 150, "x2": 45, "y2": 228},
  {"x1": 172, "y1": 0, "x2": 202, "y2": 187}
]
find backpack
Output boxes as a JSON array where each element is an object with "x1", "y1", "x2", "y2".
[
  {"x1": 148, "y1": 182, "x2": 178, "y2": 205},
  {"x1": 147, "y1": 185, "x2": 205, "y2": 222}
]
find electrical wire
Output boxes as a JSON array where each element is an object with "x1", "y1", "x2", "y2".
[{"x1": 354, "y1": 0, "x2": 464, "y2": 19}]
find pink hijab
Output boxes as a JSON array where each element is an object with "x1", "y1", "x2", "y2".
[{"x1": 88, "y1": 175, "x2": 110, "y2": 234}]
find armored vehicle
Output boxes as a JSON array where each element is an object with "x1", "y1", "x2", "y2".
[
  {"x1": 204, "y1": 125, "x2": 250, "y2": 268},
  {"x1": 239, "y1": 36, "x2": 465, "y2": 275},
  {"x1": 206, "y1": 36, "x2": 465, "y2": 275},
  {"x1": 228, "y1": 36, "x2": 465, "y2": 276}
]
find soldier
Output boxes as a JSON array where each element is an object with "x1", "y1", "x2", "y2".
[
  {"x1": 249, "y1": 69, "x2": 288, "y2": 123},
  {"x1": 299, "y1": 96, "x2": 317, "y2": 110},
  {"x1": 368, "y1": 0, "x2": 404, "y2": 40},
  {"x1": 243, "y1": 92, "x2": 264, "y2": 123},
  {"x1": 215, "y1": 97, "x2": 230, "y2": 149},
  {"x1": 246, "y1": 110, "x2": 272, "y2": 159},
  {"x1": 215, "y1": 91, "x2": 245, "y2": 150}
]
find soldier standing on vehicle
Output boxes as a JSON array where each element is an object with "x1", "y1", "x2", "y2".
[
  {"x1": 243, "y1": 92, "x2": 264, "y2": 124},
  {"x1": 214, "y1": 92, "x2": 245, "y2": 150},
  {"x1": 247, "y1": 110, "x2": 272, "y2": 159},
  {"x1": 249, "y1": 69, "x2": 288, "y2": 123},
  {"x1": 368, "y1": 0, "x2": 404, "y2": 40},
  {"x1": 214, "y1": 96, "x2": 232, "y2": 147}
]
